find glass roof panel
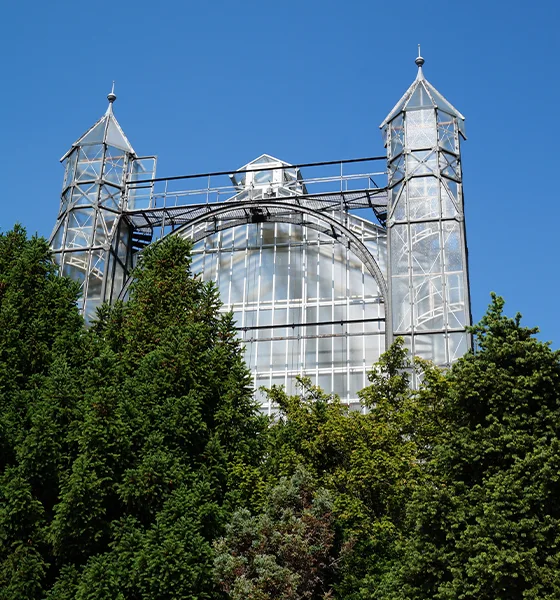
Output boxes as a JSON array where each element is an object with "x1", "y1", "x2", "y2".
[
  {"x1": 106, "y1": 117, "x2": 135, "y2": 154},
  {"x1": 79, "y1": 120, "x2": 106, "y2": 146},
  {"x1": 251, "y1": 155, "x2": 277, "y2": 165},
  {"x1": 405, "y1": 82, "x2": 434, "y2": 109},
  {"x1": 425, "y1": 82, "x2": 460, "y2": 116}
]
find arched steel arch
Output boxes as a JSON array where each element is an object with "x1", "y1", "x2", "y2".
[{"x1": 120, "y1": 200, "x2": 391, "y2": 345}]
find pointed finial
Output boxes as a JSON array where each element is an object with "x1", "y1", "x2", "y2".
[
  {"x1": 107, "y1": 81, "x2": 117, "y2": 104},
  {"x1": 415, "y1": 44, "x2": 425, "y2": 68}
]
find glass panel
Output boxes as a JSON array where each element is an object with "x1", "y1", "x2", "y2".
[
  {"x1": 106, "y1": 118, "x2": 133, "y2": 152},
  {"x1": 80, "y1": 120, "x2": 106, "y2": 146},
  {"x1": 93, "y1": 213, "x2": 108, "y2": 246},
  {"x1": 390, "y1": 181, "x2": 404, "y2": 219},
  {"x1": 230, "y1": 252, "x2": 245, "y2": 304},
  {"x1": 245, "y1": 249, "x2": 259, "y2": 302},
  {"x1": 389, "y1": 154, "x2": 405, "y2": 185},
  {"x1": 392, "y1": 276, "x2": 411, "y2": 333},
  {"x1": 256, "y1": 341, "x2": 271, "y2": 370},
  {"x1": 405, "y1": 82, "x2": 434, "y2": 109},
  {"x1": 117, "y1": 221, "x2": 130, "y2": 265},
  {"x1": 66, "y1": 208, "x2": 95, "y2": 247},
  {"x1": 317, "y1": 373, "x2": 332, "y2": 394},
  {"x1": 364, "y1": 334, "x2": 380, "y2": 367},
  {"x1": 274, "y1": 247, "x2": 289, "y2": 302},
  {"x1": 318, "y1": 244, "x2": 333, "y2": 301},
  {"x1": 79, "y1": 145, "x2": 104, "y2": 161},
  {"x1": 332, "y1": 372, "x2": 348, "y2": 399},
  {"x1": 439, "y1": 151, "x2": 460, "y2": 180},
  {"x1": 437, "y1": 112, "x2": 457, "y2": 153},
  {"x1": 440, "y1": 183, "x2": 458, "y2": 218},
  {"x1": 103, "y1": 147, "x2": 126, "y2": 185},
  {"x1": 446, "y1": 274, "x2": 466, "y2": 329},
  {"x1": 390, "y1": 225, "x2": 409, "y2": 276},
  {"x1": 251, "y1": 156, "x2": 276, "y2": 166},
  {"x1": 304, "y1": 336, "x2": 317, "y2": 369},
  {"x1": 60, "y1": 189, "x2": 72, "y2": 214},
  {"x1": 448, "y1": 332, "x2": 468, "y2": 362},
  {"x1": 405, "y1": 108, "x2": 437, "y2": 149},
  {"x1": 289, "y1": 248, "x2": 303, "y2": 299},
  {"x1": 253, "y1": 170, "x2": 273, "y2": 185},
  {"x1": 76, "y1": 158, "x2": 103, "y2": 182},
  {"x1": 271, "y1": 340, "x2": 286, "y2": 368},
  {"x1": 84, "y1": 297, "x2": 102, "y2": 324},
  {"x1": 63, "y1": 150, "x2": 78, "y2": 188},
  {"x1": 260, "y1": 248, "x2": 274, "y2": 302},
  {"x1": 414, "y1": 333, "x2": 446, "y2": 364},
  {"x1": 128, "y1": 157, "x2": 157, "y2": 210},
  {"x1": 410, "y1": 222, "x2": 442, "y2": 276},
  {"x1": 446, "y1": 272, "x2": 464, "y2": 306},
  {"x1": 349, "y1": 370, "x2": 366, "y2": 398},
  {"x1": 389, "y1": 113, "x2": 404, "y2": 158},
  {"x1": 87, "y1": 265, "x2": 103, "y2": 301},
  {"x1": 71, "y1": 185, "x2": 97, "y2": 207},
  {"x1": 51, "y1": 223, "x2": 65, "y2": 250},
  {"x1": 443, "y1": 222, "x2": 463, "y2": 272},
  {"x1": 305, "y1": 244, "x2": 319, "y2": 301},
  {"x1": 349, "y1": 335, "x2": 364, "y2": 365},
  {"x1": 62, "y1": 251, "x2": 88, "y2": 285},
  {"x1": 406, "y1": 150, "x2": 437, "y2": 176},
  {"x1": 413, "y1": 274, "x2": 444, "y2": 331},
  {"x1": 407, "y1": 178, "x2": 439, "y2": 221},
  {"x1": 99, "y1": 185, "x2": 121, "y2": 210},
  {"x1": 333, "y1": 246, "x2": 346, "y2": 299}
]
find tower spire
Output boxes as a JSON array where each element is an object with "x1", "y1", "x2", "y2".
[
  {"x1": 106, "y1": 81, "x2": 117, "y2": 114},
  {"x1": 415, "y1": 44, "x2": 425, "y2": 77}
]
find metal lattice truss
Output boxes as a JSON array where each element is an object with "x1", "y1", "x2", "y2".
[
  {"x1": 125, "y1": 188, "x2": 388, "y2": 233},
  {"x1": 120, "y1": 155, "x2": 390, "y2": 306}
]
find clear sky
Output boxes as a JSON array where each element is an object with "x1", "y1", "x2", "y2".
[{"x1": 2, "y1": 0, "x2": 558, "y2": 347}]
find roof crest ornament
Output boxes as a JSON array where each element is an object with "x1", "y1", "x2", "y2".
[
  {"x1": 415, "y1": 44, "x2": 425, "y2": 79},
  {"x1": 106, "y1": 81, "x2": 117, "y2": 114}
]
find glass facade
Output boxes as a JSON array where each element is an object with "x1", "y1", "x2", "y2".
[
  {"x1": 51, "y1": 58, "x2": 472, "y2": 406},
  {"x1": 187, "y1": 217, "x2": 386, "y2": 413}
]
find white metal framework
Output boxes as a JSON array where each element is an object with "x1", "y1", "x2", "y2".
[
  {"x1": 50, "y1": 56, "x2": 472, "y2": 407},
  {"x1": 381, "y1": 53, "x2": 471, "y2": 367}
]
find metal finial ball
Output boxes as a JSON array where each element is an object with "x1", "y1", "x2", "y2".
[
  {"x1": 107, "y1": 92, "x2": 117, "y2": 103},
  {"x1": 415, "y1": 55, "x2": 425, "y2": 67}
]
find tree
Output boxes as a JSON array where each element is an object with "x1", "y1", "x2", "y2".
[
  {"x1": 0, "y1": 226, "x2": 86, "y2": 598},
  {"x1": 251, "y1": 344, "x2": 447, "y2": 600},
  {"x1": 214, "y1": 467, "x2": 338, "y2": 600},
  {"x1": 393, "y1": 295, "x2": 560, "y2": 599},
  {"x1": 0, "y1": 232, "x2": 267, "y2": 599}
]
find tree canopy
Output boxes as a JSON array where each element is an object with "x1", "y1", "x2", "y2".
[
  {"x1": 1, "y1": 226, "x2": 559, "y2": 599},
  {"x1": 0, "y1": 229, "x2": 266, "y2": 599}
]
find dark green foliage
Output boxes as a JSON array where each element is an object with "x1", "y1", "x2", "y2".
[
  {"x1": 0, "y1": 230, "x2": 266, "y2": 599},
  {"x1": 214, "y1": 467, "x2": 338, "y2": 600},
  {"x1": 0, "y1": 226, "x2": 85, "y2": 598},
  {"x1": 240, "y1": 296, "x2": 560, "y2": 600},
  {"x1": 246, "y1": 348, "x2": 446, "y2": 600},
  {"x1": 388, "y1": 294, "x2": 560, "y2": 599},
  {"x1": 3, "y1": 225, "x2": 560, "y2": 600}
]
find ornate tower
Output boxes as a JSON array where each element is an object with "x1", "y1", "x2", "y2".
[
  {"x1": 381, "y1": 52, "x2": 471, "y2": 366},
  {"x1": 50, "y1": 88, "x2": 155, "y2": 321}
]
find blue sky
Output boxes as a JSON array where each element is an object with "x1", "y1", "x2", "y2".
[{"x1": 2, "y1": 0, "x2": 559, "y2": 347}]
